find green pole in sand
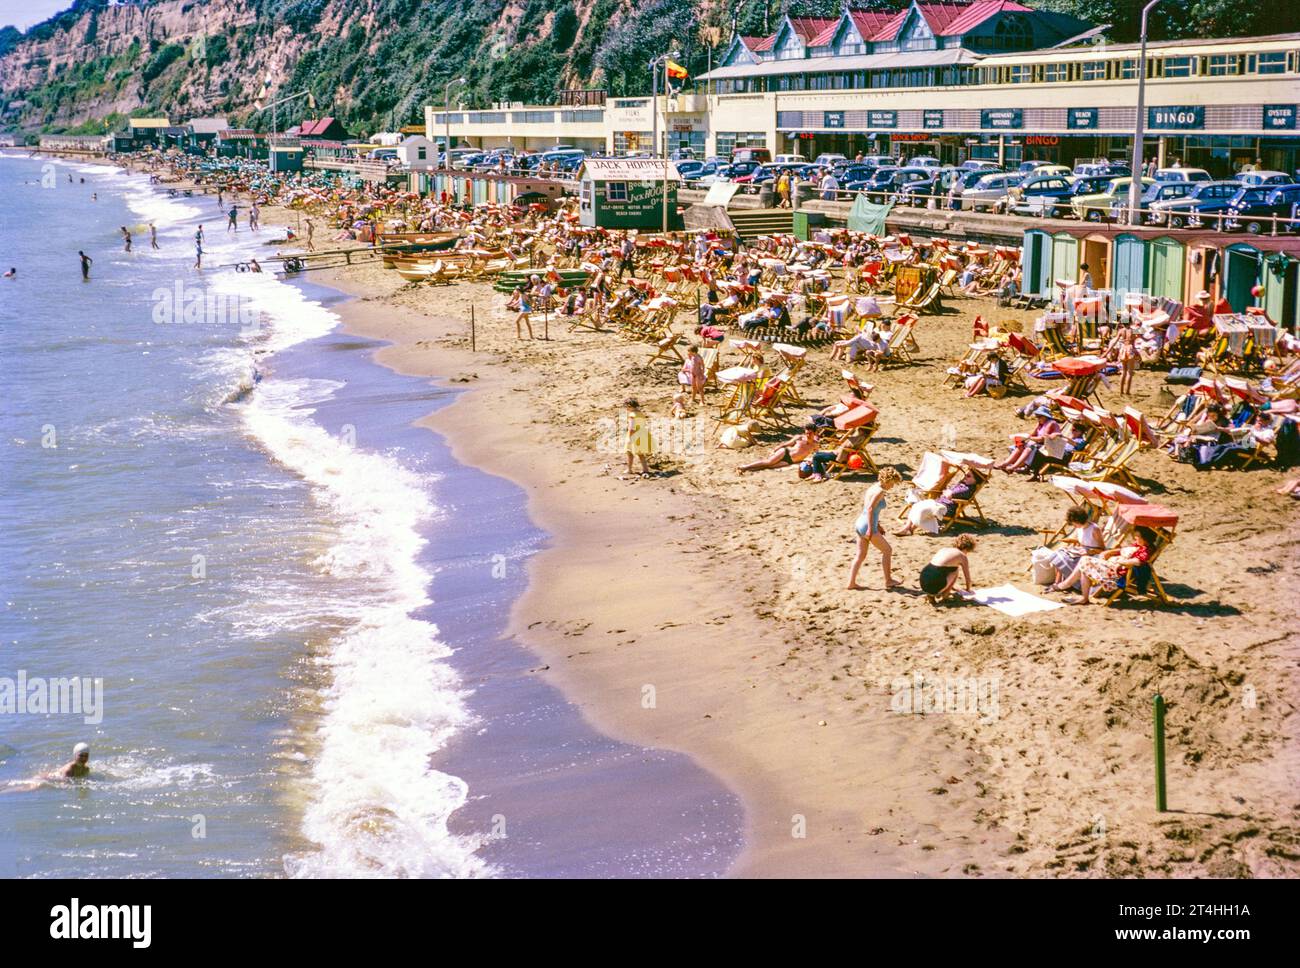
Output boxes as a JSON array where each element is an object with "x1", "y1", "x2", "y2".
[
  {"x1": 471, "y1": 304, "x2": 476, "y2": 353},
  {"x1": 1153, "y1": 693, "x2": 1167, "y2": 812}
]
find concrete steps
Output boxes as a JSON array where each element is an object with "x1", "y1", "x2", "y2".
[{"x1": 727, "y1": 208, "x2": 795, "y2": 240}]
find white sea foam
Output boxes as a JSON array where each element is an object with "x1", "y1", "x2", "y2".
[
  {"x1": 243, "y1": 377, "x2": 491, "y2": 878},
  {"x1": 113, "y1": 171, "x2": 489, "y2": 876}
]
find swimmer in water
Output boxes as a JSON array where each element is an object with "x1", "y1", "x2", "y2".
[
  {"x1": 3, "y1": 267, "x2": 14, "y2": 278},
  {"x1": 59, "y1": 743, "x2": 91, "y2": 778}
]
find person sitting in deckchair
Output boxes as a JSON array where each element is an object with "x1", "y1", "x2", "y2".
[
  {"x1": 1051, "y1": 526, "x2": 1156, "y2": 605},
  {"x1": 797, "y1": 423, "x2": 874, "y2": 483},
  {"x1": 896, "y1": 470, "x2": 976, "y2": 536},
  {"x1": 920, "y1": 535, "x2": 976, "y2": 604},
  {"x1": 994, "y1": 407, "x2": 1060, "y2": 474},
  {"x1": 1026, "y1": 420, "x2": 1086, "y2": 481},
  {"x1": 1045, "y1": 506, "x2": 1105, "y2": 586},
  {"x1": 964, "y1": 350, "x2": 1008, "y2": 398},
  {"x1": 737, "y1": 422, "x2": 821, "y2": 474}
]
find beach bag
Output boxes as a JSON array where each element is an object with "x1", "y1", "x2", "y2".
[
  {"x1": 1031, "y1": 546, "x2": 1057, "y2": 585},
  {"x1": 1276, "y1": 418, "x2": 1299, "y2": 468}
]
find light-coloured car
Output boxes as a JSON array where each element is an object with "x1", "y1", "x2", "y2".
[
  {"x1": 1071, "y1": 176, "x2": 1155, "y2": 221},
  {"x1": 1154, "y1": 167, "x2": 1212, "y2": 183},
  {"x1": 814, "y1": 153, "x2": 847, "y2": 167},
  {"x1": 960, "y1": 171, "x2": 1024, "y2": 211},
  {"x1": 774, "y1": 153, "x2": 806, "y2": 165},
  {"x1": 1237, "y1": 169, "x2": 1292, "y2": 187}
]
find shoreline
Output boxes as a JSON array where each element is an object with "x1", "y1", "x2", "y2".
[{"x1": 316, "y1": 270, "x2": 1011, "y2": 877}]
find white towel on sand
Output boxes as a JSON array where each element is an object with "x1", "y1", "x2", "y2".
[{"x1": 968, "y1": 584, "x2": 1064, "y2": 617}]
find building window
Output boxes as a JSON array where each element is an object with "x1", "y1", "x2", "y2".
[
  {"x1": 1044, "y1": 63, "x2": 1069, "y2": 82},
  {"x1": 1163, "y1": 56, "x2": 1194, "y2": 77},
  {"x1": 1080, "y1": 61, "x2": 1106, "y2": 81},
  {"x1": 1114, "y1": 59, "x2": 1138, "y2": 79},
  {"x1": 417, "y1": 146, "x2": 426, "y2": 160},
  {"x1": 991, "y1": 14, "x2": 1033, "y2": 50},
  {"x1": 1205, "y1": 54, "x2": 1241, "y2": 76},
  {"x1": 1248, "y1": 51, "x2": 1287, "y2": 74},
  {"x1": 1008, "y1": 65, "x2": 1032, "y2": 84},
  {"x1": 607, "y1": 182, "x2": 628, "y2": 202}
]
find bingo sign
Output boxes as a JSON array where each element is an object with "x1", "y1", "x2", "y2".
[
  {"x1": 868, "y1": 110, "x2": 898, "y2": 129},
  {"x1": 824, "y1": 111, "x2": 845, "y2": 129},
  {"x1": 1148, "y1": 106, "x2": 1204, "y2": 130},
  {"x1": 981, "y1": 109, "x2": 1023, "y2": 130},
  {"x1": 1264, "y1": 104, "x2": 1297, "y2": 130},
  {"x1": 923, "y1": 110, "x2": 944, "y2": 130},
  {"x1": 1067, "y1": 108, "x2": 1098, "y2": 130}
]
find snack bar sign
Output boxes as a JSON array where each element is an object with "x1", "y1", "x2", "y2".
[{"x1": 1147, "y1": 106, "x2": 1204, "y2": 130}]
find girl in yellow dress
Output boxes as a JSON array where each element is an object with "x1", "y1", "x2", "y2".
[{"x1": 623, "y1": 398, "x2": 653, "y2": 478}]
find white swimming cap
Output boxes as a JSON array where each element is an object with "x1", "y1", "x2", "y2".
[{"x1": 73, "y1": 743, "x2": 90, "y2": 757}]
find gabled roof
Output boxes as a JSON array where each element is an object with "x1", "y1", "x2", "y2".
[
  {"x1": 849, "y1": 8, "x2": 908, "y2": 42},
  {"x1": 923, "y1": 1, "x2": 1033, "y2": 36},
  {"x1": 299, "y1": 117, "x2": 343, "y2": 137},
  {"x1": 217, "y1": 129, "x2": 259, "y2": 140},
  {"x1": 789, "y1": 16, "x2": 841, "y2": 46},
  {"x1": 187, "y1": 116, "x2": 229, "y2": 134},
  {"x1": 740, "y1": 34, "x2": 774, "y2": 53}
]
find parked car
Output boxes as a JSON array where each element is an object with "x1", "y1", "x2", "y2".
[
  {"x1": 1018, "y1": 159, "x2": 1052, "y2": 173},
  {"x1": 1185, "y1": 185, "x2": 1255, "y2": 229},
  {"x1": 726, "y1": 159, "x2": 765, "y2": 183},
  {"x1": 899, "y1": 166, "x2": 963, "y2": 204},
  {"x1": 1224, "y1": 182, "x2": 1300, "y2": 233},
  {"x1": 960, "y1": 171, "x2": 1024, "y2": 211},
  {"x1": 1072, "y1": 162, "x2": 1130, "y2": 178},
  {"x1": 1131, "y1": 180, "x2": 1199, "y2": 222},
  {"x1": 1007, "y1": 173, "x2": 1077, "y2": 216},
  {"x1": 839, "y1": 164, "x2": 879, "y2": 191},
  {"x1": 692, "y1": 162, "x2": 732, "y2": 186},
  {"x1": 774, "y1": 153, "x2": 806, "y2": 165},
  {"x1": 1154, "y1": 166, "x2": 1212, "y2": 183},
  {"x1": 858, "y1": 154, "x2": 896, "y2": 168},
  {"x1": 670, "y1": 147, "x2": 696, "y2": 161},
  {"x1": 675, "y1": 160, "x2": 705, "y2": 179},
  {"x1": 1027, "y1": 164, "x2": 1073, "y2": 178},
  {"x1": 865, "y1": 165, "x2": 931, "y2": 201},
  {"x1": 958, "y1": 159, "x2": 1001, "y2": 172},
  {"x1": 1070, "y1": 176, "x2": 1155, "y2": 222},
  {"x1": 1236, "y1": 169, "x2": 1293, "y2": 188},
  {"x1": 905, "y1": 155, "x2": 942, "y2": 169},
  {"x1": 731, "y1": 147, "x2": 771, "y2": 164},
  {"x1": 1147, "y1": 180, "x2": 1241, "y2": 228},
  {"x1": 813, "y1": 152, "x2": 848, "y2": 167},
  {"x1": 947, "y1": 167, "x2": 999, "y2": 207}
]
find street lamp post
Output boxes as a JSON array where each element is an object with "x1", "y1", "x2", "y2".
[
  {"x1": 444, "y1": 77, "x2": 466, "y2": 170},
  {"x1": 1128, "y1": 0, "x2": 1163, "y2": 225},
  {"x1": 650, "y1": 51, "x2": 681, "y2": 235}
]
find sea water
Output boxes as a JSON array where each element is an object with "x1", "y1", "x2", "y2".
[{"x1": 0, "y1": 154, "x2": 742, "y2": 878}]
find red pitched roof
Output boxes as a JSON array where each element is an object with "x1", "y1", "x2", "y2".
[
  {"x1": 298, "y1": 118, "x2": 339, "y2": 137},
  {"x1": 848, "y1": 9, "x2": 905, "y2": 42},
  {"x1": 740, "y1": 34, "x2": 775, "y2": 53},
  {"x1": 788, "y1": 16, "x2": 840, "y2": 45},
  {"x1": 919, "y1": 1, "x2": 1031, "y2": 37}
]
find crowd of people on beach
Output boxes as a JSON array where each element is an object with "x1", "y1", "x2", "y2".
[{"x1": 99, "y1": 147, "x2": 1300, "y2": 607}]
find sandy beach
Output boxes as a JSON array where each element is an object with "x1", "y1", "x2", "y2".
[{"x1": 255, "y1": 224, "x2": 1299, "y2": 878}]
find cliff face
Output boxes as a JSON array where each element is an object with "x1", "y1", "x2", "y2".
[{"x1": 0, "y1": 0, "x2": 731, "y2": 134}]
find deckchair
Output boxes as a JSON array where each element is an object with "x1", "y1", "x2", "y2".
[
  {"x1": 699, "y1": 346, "x2": 722, "y2": 392},
  {"x1": 1068, "y1": 433, "x2": 1144, "y2": 491},
  {"x1": 1099, "y1": 503, "x2": 1179, "y2": 606},
  {"x1": 824, "y1": 404, "x2": 880, "y2": 479},
  {"x1": 771, "y1": 344, "x2": 809, "y2": 405},
  {"x1": 646, "y1": 330, "x2": 684, "y2": 367},
  {"x1": 879, "y1": 315, "x2": 920, "y2": 367},
  {"x1": 1039, "y1": 324, "x2": 1073, "y2": 360},
  {"x1": 898, "y1": 281, "x2": 942, "y2": 315},
  {"x1": 937, "y1": 268, "x2": 961, "y2": 298},
  {"x1": 748, "y1": 372, "x2": 794, "y2": 428},
  {"x1": 712, "y1": 366, "x2": 762, "y2": 435},
  {"x1": 936, "y1": 451, "x2": 995, "y2": 529},
  {"x1": 945, "y1": 343, "x2": 991, "y2": 388}
]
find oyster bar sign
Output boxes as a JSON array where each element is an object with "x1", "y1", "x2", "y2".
[{"x1": 1148, "y1": 106, "x2": 1205, "y2": 130}]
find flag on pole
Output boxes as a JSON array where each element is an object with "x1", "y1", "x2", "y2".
[{"x1": 666, "y1": 60, "x2": 688, "y2": 80}]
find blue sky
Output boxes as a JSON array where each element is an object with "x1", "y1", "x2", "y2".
[{"x1": 1, "y1": 0, "x2": 71, "y2": 31}]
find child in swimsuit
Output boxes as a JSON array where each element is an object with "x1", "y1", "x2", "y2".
[{"x1": 920, "y1": 535, "x2": 976, "y2": 604}]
